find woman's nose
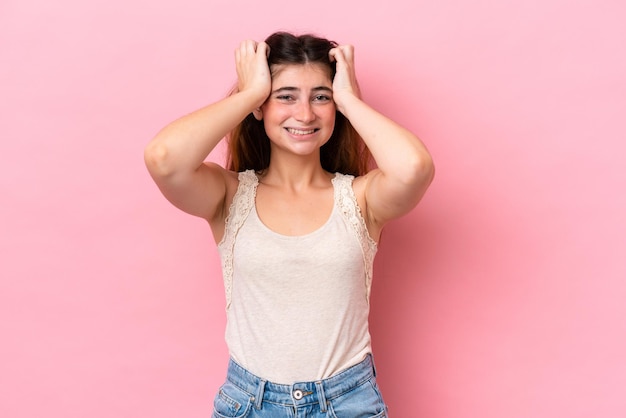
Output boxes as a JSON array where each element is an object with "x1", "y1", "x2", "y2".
[{"x1": 294, "y1": 101, "x2": 315, "y2": 123}]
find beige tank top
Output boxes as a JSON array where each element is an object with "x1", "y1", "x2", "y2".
[{"x1": 217, "y1": 170, "x2": 377, "y2": 384}]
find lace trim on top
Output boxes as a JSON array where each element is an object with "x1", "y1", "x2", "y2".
[
  {"x1": 217, "y1": 170, "x2": 259, "y2": 309},
  {"x1": 332, "y1": 173, "x2": 378, "y2": 301}
]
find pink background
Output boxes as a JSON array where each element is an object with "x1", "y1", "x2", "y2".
[{"x1": 2, "y1": 0, "x2": 625, "y2": 417}]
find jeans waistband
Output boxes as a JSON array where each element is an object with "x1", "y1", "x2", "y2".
[{"x1": 225, "y1": 354, "x2": 376, "y2": 409}]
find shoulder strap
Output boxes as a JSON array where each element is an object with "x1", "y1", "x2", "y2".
[
  {"x1": 332, "y1": 173, "x2": 378, "y2": 302},
  {"x1": 218, "y1": 170, "x2": 258, "y2": 309}
]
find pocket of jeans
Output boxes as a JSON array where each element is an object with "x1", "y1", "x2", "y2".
[
  {"x1": 212, "y1": 381, "x2": 253, "y2": 418},
  {"x1": 327, "y1": 379, "x2": 388, "y2": 418}
]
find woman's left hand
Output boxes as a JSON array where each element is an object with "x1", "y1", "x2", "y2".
[{"x1": 329, "y1": 45, "x2": 361, "y2": 114}]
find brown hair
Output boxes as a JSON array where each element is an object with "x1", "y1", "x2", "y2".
[{"x1": 226, "y1": 32, "x2": 371, "y2": 176}]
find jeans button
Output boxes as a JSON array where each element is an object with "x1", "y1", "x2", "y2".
[{"x1": 293, "y1": 389, "x2": 304, "y2": 400}]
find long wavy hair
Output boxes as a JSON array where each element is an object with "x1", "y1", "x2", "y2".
[{"x1": 226, "y1": 31, "x2": 371, "y2": 176}]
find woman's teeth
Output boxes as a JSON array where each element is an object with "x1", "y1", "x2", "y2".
[{"x1": 287, "y1": 128, "x2": 315, "y2": 135}]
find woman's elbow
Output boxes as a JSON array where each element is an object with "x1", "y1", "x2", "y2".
[
  {"x1": 406, "y1": 150, "x2": 435, "y2": 187},
  {"x1": 144, "y1": 141, "x2": 175, "y2": 178}
]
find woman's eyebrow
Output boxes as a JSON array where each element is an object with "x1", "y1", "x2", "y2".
[
  {"x1": 271, "y1": 86, "x2": 333, "y2": 94},
  {"x1": 312, "y1": 86, "x2": 333, "y2": 93}
]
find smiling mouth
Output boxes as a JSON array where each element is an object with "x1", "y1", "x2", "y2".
[{"x1": 286, "y1": 128, "x2": 318, "y2": 135}]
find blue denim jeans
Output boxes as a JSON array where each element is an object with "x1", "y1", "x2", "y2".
[{"x1": 212, "y1": 354, "x2": 388, "y2": 417}]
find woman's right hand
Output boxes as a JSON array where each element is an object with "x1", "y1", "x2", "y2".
[{"x1": 235, "y1": 40, "x2": 271, "y2": 107}]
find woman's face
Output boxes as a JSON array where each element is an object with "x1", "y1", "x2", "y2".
[{"x1": 260, "y1": 63, "x2": 336, "y2": 158}]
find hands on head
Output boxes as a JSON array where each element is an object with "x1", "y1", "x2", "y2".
[
  {"x1": 234, "y1": 39, "x2": 361, "y2": 114},
  {"x1": 235, "y1": 40, "x2": 272, "y2": 108},
  {"x1": 329, "y1": 44, "x2": 362, "y2": 113}
]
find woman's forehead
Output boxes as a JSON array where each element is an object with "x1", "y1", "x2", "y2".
[{"x1": 270, "y1": 63, "x2": 332, "y2": 85}]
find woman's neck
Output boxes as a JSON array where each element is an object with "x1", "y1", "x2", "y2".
[{"x1": 261, "y1": 154, "x2": 331, "y2": 191}]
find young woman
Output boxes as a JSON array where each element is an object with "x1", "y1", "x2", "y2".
[{"x1": 145, "y1": 31, "x2": 434, "y2": 418}]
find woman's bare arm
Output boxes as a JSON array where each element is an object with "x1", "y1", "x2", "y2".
[
  {"x1": 330, "y1": 45, "x2": 435, "y2": 233},
  {"x1": 144, "y1": 40, "x2": 271, "y2": 222}
]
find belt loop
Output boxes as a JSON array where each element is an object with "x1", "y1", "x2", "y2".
[
  {"x1": 315, "y1": 381, "x2": 327, "y2": 413},
  {"x1": 254, "y1": 380, "x2": 266, "y2": 410}
]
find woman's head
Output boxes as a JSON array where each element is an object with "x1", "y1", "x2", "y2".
[{"x1": 227, "y1": 32, "x2": 370, "y2": 175}]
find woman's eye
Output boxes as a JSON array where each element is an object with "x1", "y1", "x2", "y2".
[
  {"x1": 313, "y1": 95, "x2": 331, "y2": 102},
  {"x1": 276, "y1": 95, "x2": 295, "y2": 101}
]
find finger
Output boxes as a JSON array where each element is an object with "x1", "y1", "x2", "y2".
[
  {"x1": 329, "y1": 47, "x2": 346, "y2": 65},
  {"x1": 337, "y1": 45, "x2": 354, "y2": 65},
  {"x1": 328, "y1": 47, "x2": 338, "y2": 62},
  {"x1": 341, "y1": 44, "x2": 354, "y2": 58},
  {"x1": 238, "y1": 40, "x2": 256, "y2": 58},
  {"x1": 256, "y1": 41, "x2": 270, "y2": 58},
  {"x1": 236, "y1": 41, "x2": 247, "y2": 62},
  {"x1": 249, "y1": 40, "x2": 258, "y2": 57}
]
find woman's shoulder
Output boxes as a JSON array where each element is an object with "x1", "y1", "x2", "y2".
[{"x1": 347, "y1": 169, "x2": 374, "y2": 194}]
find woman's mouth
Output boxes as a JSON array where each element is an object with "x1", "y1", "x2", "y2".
[{"x1": 286, "y1": 128, "x2": 317, "y2": 136}]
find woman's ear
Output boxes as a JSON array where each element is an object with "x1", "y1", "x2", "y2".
[{"x1": 252, "y1": 108, "x2": 263, "y2": 120}]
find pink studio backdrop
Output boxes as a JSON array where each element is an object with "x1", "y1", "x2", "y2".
[{"x1": 2, "y1": 0, "x2": 625, "y2": 417}]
